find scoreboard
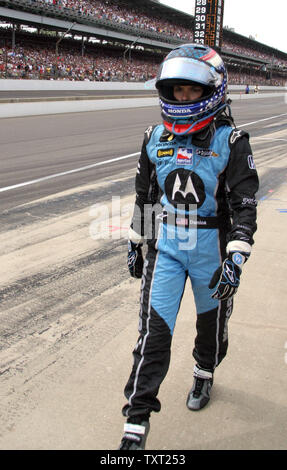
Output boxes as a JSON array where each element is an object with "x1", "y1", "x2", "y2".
[{"x1": 194, "y1": 0, "x2": 225, "y2": 51}]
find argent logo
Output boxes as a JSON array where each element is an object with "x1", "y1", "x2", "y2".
[
  {"x1": 230, "y1": 129, "x2": 243, "y2": 144},
  {"x1": 165, "y1": 169, "x2": 206, "y2": 207},
  {"x1": 225, "y1": 264, "x2": 235, "y2": 283},
  {"x1": 172, "y1": 174, "x2": 199, "y2": 202},
  {"x1": 145, "y1": 126, "x2": 153, "y2": 140}
]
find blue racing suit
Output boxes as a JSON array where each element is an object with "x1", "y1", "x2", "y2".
[{"x1": 123, "y1": 118, "x2": 259, "y2": 418}]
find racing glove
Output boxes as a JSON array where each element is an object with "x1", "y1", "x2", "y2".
[
  {"x1": 127, "y1": 240, "x2": 143, "y2": 279},
  {"x1": 209, "y1": 251, "x2": 249, "y2": 300}
]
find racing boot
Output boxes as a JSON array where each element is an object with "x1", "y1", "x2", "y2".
[
  {"x1": 118, "y1": 415, "x2": 150, "y2": 450},
  {"x1": 186, "y1": 364, "x2": 213, "y2": 411}
]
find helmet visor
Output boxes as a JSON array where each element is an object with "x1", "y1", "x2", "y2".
[{"x1": 157, "y1": 57, "x2": 221, "y2": 88}]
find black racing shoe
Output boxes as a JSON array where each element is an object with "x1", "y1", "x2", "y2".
[
  {"x1": 118, "y1": 419, "x2": 150, "y2": 450},
  {"x1": 186, "y1": 364, "x2": 213, "y2": 411}
]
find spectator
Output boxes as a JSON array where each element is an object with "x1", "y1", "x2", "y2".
[{"x1": 0, "y1": 0, "x2": 286, "y2": 85}]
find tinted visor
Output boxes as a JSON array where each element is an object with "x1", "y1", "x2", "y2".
[{"x1": 157, "y1": 57, "x2": 221, "y2": 88}]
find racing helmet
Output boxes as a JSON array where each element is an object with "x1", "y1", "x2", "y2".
[{"x1": 156, "y1": 43, "x2": 228, "y2": 135}]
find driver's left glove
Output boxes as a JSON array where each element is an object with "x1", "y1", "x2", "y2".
[{"x1": 209, "y1": 251, "x2": 249, "y2": 300}]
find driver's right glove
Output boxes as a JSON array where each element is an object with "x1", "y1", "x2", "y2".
[{"x1": 127, "y1": 240, "x2": 143, "y2": 278}]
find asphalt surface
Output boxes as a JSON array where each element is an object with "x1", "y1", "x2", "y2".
[
  {"x1": 0, "y1": 96, "x2": 286, "y2": 451},
  {"x1": 0, "y1": 96, "x2": 286, "y2": 214}
]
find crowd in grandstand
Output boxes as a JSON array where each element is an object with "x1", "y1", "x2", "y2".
[
  {"x1": 0, "y1": 39, "x2": 161, "y2": 81},
  {"x1": 227, "y1": 70, "x2": 283, "y2": 87},
  {"x1": 0, "y1": 0, "x2": 286, "y2": 84},
  {"x1": 33, "y1": 0, "x2": 193, "y2": 41},
  {"x1": 1, "y1": 38, "x2": 285, "y2": 85},
  {"x1": 223, "y1": 40, "x2": 287, "y2": 67},
  {"x1": 28, "y1": 0, "x2": 287, "y2": 67}
]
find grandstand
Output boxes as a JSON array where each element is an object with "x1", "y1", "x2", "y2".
[{"x1": 0, "y1": 0, "x2": 286, "y2": 84}]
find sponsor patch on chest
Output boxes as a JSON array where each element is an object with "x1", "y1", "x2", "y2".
[
  {"x1": 196, "y1": 149, "x2": 219, "y2": 157},
  {"x1": 176, "y1": 148, "x2": 193, "y2": 165},
  {"x1": 157, "y1": 148, "x2": 174, "y2": 158}
]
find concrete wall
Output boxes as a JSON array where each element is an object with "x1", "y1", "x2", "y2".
[
  {"x1": 0, "y1": 80, "x2": 286, "y2": 118},
  {"x1": 0, "y1": 97, "x2": 159, "y2": 118},
  {"x1": 1, "y1": 93, "x2": 286, "y2": 119},
  {"x1": 1, "y1": 79, "x2": 286, "y2": 92},
  {"x1": 0, "y1": 80, "x2": 148, "y2": 91}
]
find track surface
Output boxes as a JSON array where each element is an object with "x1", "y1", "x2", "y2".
[
  {"x1": 1, "y1": 97, "x2": 286, "y2": 213},
  {"x1": 0, "y1": 96, "x2": 286, "y2": 450}
]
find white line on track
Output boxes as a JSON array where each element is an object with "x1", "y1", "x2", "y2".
[
  {"x1": 0, "y1": 152, "x2": 140, "y2": 193},
  {"x1": 1, "y1": 112, "x2": 287, "y2": 194},
  {"x1": 238, "y1": 112, "x2": 287, "y2": 128},
  {"x1": 252, "y1": 137, "x2": 287, "y2": 142}
]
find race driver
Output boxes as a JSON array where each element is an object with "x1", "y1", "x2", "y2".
[{"x1": 118, "y1": 43, "x2": 259, "y2": 450}]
